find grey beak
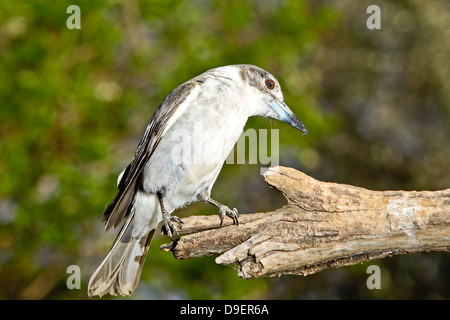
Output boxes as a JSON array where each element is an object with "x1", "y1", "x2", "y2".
[{"x1": 267, "y1": 99, "x2": 308, "y2": 135}]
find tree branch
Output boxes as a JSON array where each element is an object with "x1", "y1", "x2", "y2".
[{"x1": 161, "y1": 166, "x2": 450, "y2": 279}]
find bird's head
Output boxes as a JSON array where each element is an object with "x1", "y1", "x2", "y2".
[{"x1": 235, "y1": 64, "x2": 308, "y2": 135}]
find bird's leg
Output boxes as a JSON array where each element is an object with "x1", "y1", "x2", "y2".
[
  {"x1": 204, "y1": 197, "x2": 239, "y2": 226},
  {"x1": 157, "y1": 192, "x2": 183, "y2": 240}
]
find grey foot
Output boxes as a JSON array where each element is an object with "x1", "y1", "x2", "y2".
[
  {"x1": 162, "y1": 213, "x2": 184, "y2": 240},
  {"x1": 219, "y1": 205, "x2": 239, "y2": 226}
]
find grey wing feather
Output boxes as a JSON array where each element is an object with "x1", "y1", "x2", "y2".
[{"x1": 102, "y1": 80, "x2": 201, "y2": 230}]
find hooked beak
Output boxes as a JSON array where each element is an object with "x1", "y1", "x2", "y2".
[{"x1": 266, "y1": 99, "x2": 308, "y2": 135}]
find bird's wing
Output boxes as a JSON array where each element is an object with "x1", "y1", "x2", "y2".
[{"x1": 102, "y1": 79, "x2": 203, "y2": 230}]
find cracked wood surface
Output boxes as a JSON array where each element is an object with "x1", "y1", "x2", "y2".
[{"x1": 161, "y1": 166, "x2": 450, "y2": 279}]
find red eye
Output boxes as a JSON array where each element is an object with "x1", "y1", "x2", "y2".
[{"x1": 265, "y1": 79, "x2": 275, "y2": 90}]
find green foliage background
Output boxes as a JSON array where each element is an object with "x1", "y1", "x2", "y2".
[{"x1": 0, "y1": 0, "x2": 449, "y2": 299}]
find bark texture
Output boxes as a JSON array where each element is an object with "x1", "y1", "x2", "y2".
[{"x1": 161, "y1": 166, "x2": 450, "y2": 279}]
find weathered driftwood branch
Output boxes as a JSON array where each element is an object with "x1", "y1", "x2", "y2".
[{"x1": 161, "y1": 166, "x2": 450, "y2": 279}]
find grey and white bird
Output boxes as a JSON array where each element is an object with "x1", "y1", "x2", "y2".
[{"x1": 88, "y1": 64, "x2": 307, "y2": 297}]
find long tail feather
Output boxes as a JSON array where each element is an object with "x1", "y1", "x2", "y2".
[{"x1": 88, "y1": 193, "x2": 161, "y2": 297}]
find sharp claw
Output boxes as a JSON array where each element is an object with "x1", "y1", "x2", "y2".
[
  {"x1": 232, "y1": 208, "x2": 239, "y2": 226},
  {"x1": 173, "y1": 216, "x2": 184, "y2": 224},
  {"x1": 166, "y1": 227, "x2": 173, "y2": 241},
  {"x1": 218, "y1": 206, "x2": 239, "y2": 226},
  {"x1": 162, "y1": 214, "x2": 183, "y2": 241}
]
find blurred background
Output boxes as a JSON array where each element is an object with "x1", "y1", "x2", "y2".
[{"x1": 0, "y1": 0, "x2": 449, "y2": 299}]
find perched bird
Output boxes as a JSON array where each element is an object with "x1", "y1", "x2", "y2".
[{"x1": 88, "y1": 64, "x2": 307, "y2": 297}]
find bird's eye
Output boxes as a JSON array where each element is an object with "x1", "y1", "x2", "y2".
[{"x1": 265, "y1": 79, "x2": 275, "y2": 90}]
